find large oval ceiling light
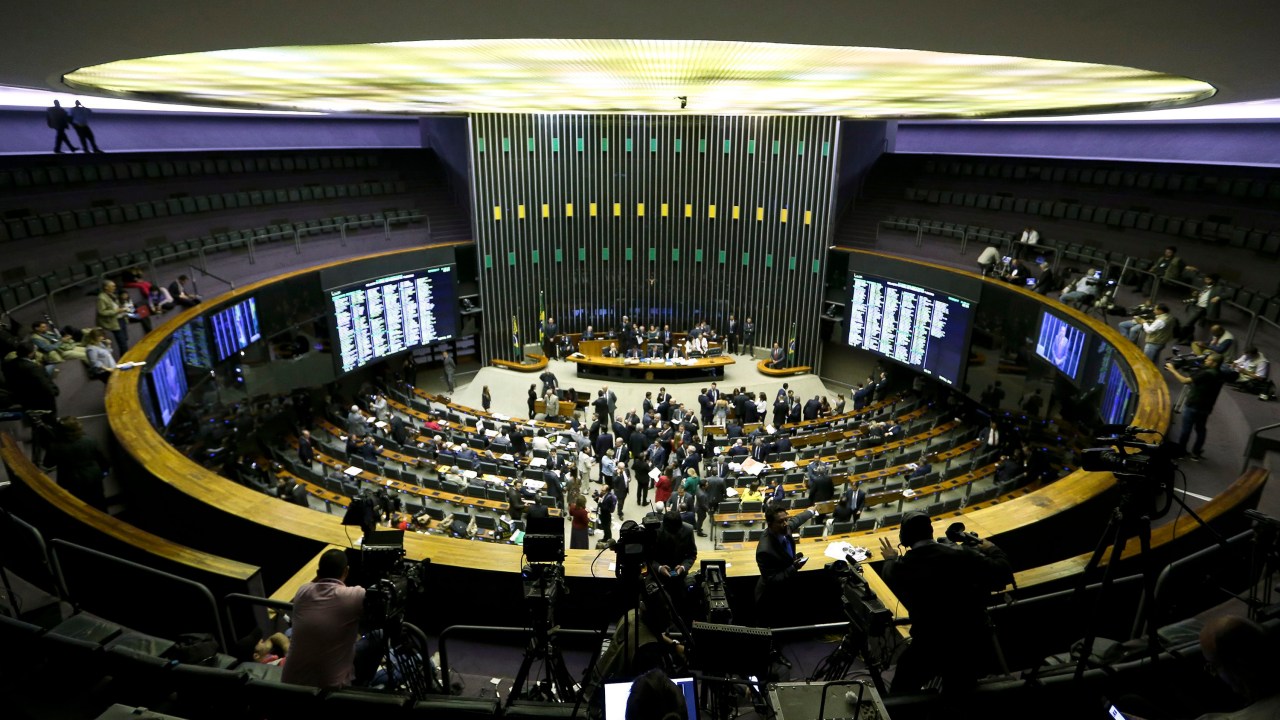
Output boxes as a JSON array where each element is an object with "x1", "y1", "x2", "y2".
[{"x1": 64, "y1": 39, "x2": 1214, "y2": 117}]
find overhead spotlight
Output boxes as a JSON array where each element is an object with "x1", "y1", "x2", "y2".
[{"x1": 676, "y1": 96, "x2": 688, "y2": 109}]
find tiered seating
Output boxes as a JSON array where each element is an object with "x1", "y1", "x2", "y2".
[{"x1": 0, "y1": 150, "x2": 438, "y2": 313}]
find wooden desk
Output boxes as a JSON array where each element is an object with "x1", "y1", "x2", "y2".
[
  {"x1": 757, "y1": 359, "x2": 812, "y2": 377},
  {"x1": 569, "y1": 354, "x2": 735, "y2": 383}
]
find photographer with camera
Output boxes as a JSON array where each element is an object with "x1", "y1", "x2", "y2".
[
  {"x1": 1119, "y1": 302, "x2": 1175, "y2": 363},
  {"x1": 282, "y1": 549, "x2": 372, "y2": 688},
  {"x1": 878, "y1": 511, "x2": 1011, "y2": 693},
  {"x1": 1166, "y1": 354, "x2": 1226, "y2": 461}
]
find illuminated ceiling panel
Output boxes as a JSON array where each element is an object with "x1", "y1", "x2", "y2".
[{"x1": 64, "y1": 39, "x2": 1215, "y2": 117}]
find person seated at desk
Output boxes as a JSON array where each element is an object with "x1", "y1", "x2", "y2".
[
  {"x1": 625, "y1": 345, "x2": 642, "y2": 360},
  {"x1": 684, "y1": 336, "x2": 708, "y2": 357},
  {"x1": 602, "y1": 342, "x2": 620, "y2": 358},
  {"x1": 665, "y1": 344, "x2": 683, "y2": 361},
  {"x1": 647, "y1": 342, "x2": 665, "y2": 359},
  {"x1": 582, "y1": 325, "x2": 596, "y2": 341}
]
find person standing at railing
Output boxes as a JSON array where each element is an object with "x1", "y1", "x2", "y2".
[
  {"x1": 69, "y1": 100, "x2": 103, "y2": 154},
  {"x1": 96, "y1": 279, "x2": 129, "y2": 352},
  {"x1": 46, "y1": 100, "x2": 79, "y2": 154}
]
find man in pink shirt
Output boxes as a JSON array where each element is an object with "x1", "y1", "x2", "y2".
[{"x1": 281, "y1": 549, "x2": 366, "y2": 687}]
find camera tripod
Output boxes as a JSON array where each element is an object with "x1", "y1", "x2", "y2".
[
  {"x1": 1071, "y1": 472, "x2": 1230, "y2": 680},
  {"x1": 810, "y1": 620, "x2": 892, "y2": 697},
  {"x1": 509, "y1": 575, "x2": 579, "y2": 706},
  {"x1": 369, "y1": 619, "x2": 439, "y2": 699}
]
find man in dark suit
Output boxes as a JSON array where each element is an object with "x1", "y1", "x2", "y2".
[
  {"x1": 727, "y1": 438, "x2": 749, "y2": 457},
  {"x1": 755, "y1": 506, "x2": 816, "y2": 626},
  {"x1": 772, "y1": 397, "x2": 789, "y2": 428},
  {"x1": 908, "y1": 454, "x2": 935, "y2": 482},
  {"x1": 542, "y1": 317, "x2": 559, "y2": 359},
  {"x1": 769, "y1": 342, "x2": 786, "y2": 368},
  {"x1": 654, "y1": 509, "x2": 698, "y2": 610},
  {"x1": 593, "y1": 390, "x2": 610, "y2": 423},
  {"x1": 787, "y1": 399, "x2": 802, "y2": 425},
  {"x1": 803, "y1": 396, "x2": 821, "y2": 421},
  {"x1": 727, "y1": 315, "x2": 740, "y2": 355},
  {"x1": 806, "y1": 460, "x2": 835, "y2": 506},
  {"x1": 774, "y1": 435, "x2": 792, "y2": 453},
  {"x1": 539, "y1": 370, "x2": 558, "y2": 396},
  {"x1": 742, "y1": 317, "x2": 756, "y2": 356},
  {"x1": 833, "y1": 483, "x2": 866, "y2": 524},
  {"x1": 298, "y1": 429, "x2": 316, "y2": 466},
  {"x1": 853, "y1": 382, "x2": 873, "y2": 411}
]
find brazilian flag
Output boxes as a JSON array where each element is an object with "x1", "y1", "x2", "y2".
[
  {"x1": 512, "y1": 314, "x2": 522, "y2": 361},
  {"x1": 538, "y1": 290, "x2": 546, "y2": 344},
  {"x1": 787, "y1": 322, "x2": 797, "y2": 367}
]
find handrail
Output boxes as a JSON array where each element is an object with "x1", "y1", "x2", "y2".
[
  {"x1": 0, "y1": 209, "x2": 430, "y2": 325},
  {"x1": 436, "y1": 623, "x2": 600, "y2": 690},
  {"x1": 1241, "y1": 421, "x2": 1280, "y2": 474},
  {"x1": 191, "y1": 263, "x2": 235, "y2": 292},
  {"x1": 875, "y1": 220, "x2": 922, "y2": 247}
]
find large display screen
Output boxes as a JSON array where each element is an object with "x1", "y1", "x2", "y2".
[
  {"x1": 329, "y1": 265, "x2": 459, "y2": 374},
  {"x1": 1035, "y1": 311, "x2": 1087, "y2": 381},
  {"x1": 846, "y1": 272, "x2": 974, "y2": 386},
  {"x1": 174, "y1": 319, "x2": 211, "y2": 369},
  {"x1": 148, "y1": 340, "x2": 188, "y2": 427},
  {"x1": 209, "y1": 298, "x2": 261, "y2": 362},
  {"x1": 1093, "y1": 340, "x2": 1135, "y2": 426}
]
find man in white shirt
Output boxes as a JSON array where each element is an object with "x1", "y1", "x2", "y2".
[{"x1": 976, "y1": 246, "x2": 1001, "y2": 276}]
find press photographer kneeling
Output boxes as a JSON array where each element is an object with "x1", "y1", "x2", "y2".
[{"x1": 878, "y1": 511, "x2": 1012, "y2": 694}]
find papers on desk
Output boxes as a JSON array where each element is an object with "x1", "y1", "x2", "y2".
[
  {"x1": 343, "y1": 466, "x2": 362, "y2": 477},
  {"x1": 725, "y1": 487, "x2": 739, "y2": 497},
  {"x1": 491, "y1": 413, "x2": 508, "y2": 421},
  {"x1": 529, "y1": 457, "x2": 548, "y2": 467},
  {"x1": 824, "y1": 541, "x2": 871, "y2": 563},
  {"x1": 523, "y1": 479, "x2": 546, "y2": 492},
  {"x1": 781, "y1": 461, "x2": 798, "y2": 470},
  {"x1": 500, "y1": 453, "x2": 514, "y2": 462},
  {"x1": 461, "y1": 470, "x2": 479, "y2": 479},
  {"x1": 484, "y1": 429, "x2": 497, "y2": 438},
  {"x1": 739, "y1": 458, "x2": 766, "y2": 476}
]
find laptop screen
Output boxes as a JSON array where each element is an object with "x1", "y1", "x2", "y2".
[{"x1": 603, "y1": 676, "x2": 697, "y2": 720}]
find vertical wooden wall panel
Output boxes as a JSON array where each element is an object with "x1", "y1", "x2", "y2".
[{"x1": 472, "y1": 114, "x2": 838, "y2": 366}]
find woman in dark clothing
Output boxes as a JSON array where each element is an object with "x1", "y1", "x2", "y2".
[
  {"x1": 569, "y1": 495, "x2": 591, "y2": 550},
  {"x1": 528, "y1": 384, "x2": 538, "y2": 418},
  {"x1": 482, "y1": 385, "x2": 493, "y2": 412},
  {"x1": 50, "y1": 416, "x2": 110, "y2": 510}
]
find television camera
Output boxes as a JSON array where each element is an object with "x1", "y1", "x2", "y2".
[
  {"x1": 810, "y1": 554, "x2": 894, "y2": 693},
  {"x1": 351, "y1": 531, "x2": 437, "y2": 698},
  {"x1": 1080, "y1": 426, "x2": 1177, "y2": 519}
]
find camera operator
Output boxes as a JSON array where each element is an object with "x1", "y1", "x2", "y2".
[
  {"x1": 282, "y1": 549, "x2": 373, "y2": 688},
  {"x1": 878, "y1": 511, "x2": 1011, "y2": 693},
  {"x1": 1059, "y1": 268, "x2": 1103, "y2": 310},
  {"x1": 1165, "y1": 355, "x2": 1226, "y2": 461},
  {"x1": 1118, "y1": 302, "x2": 1174, "y2": 363},
  {"x1": 755, "y1": 506, "x2": 816, "y2": 628},
  {"x1": 1179, "y1": 272, "x2": 1225, "y2": 345}
]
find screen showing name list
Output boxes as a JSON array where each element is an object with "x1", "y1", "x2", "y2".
[
  {"x1": 330, "y1": 265, "x2": 459, "y2": 374},
  {"x1": 846, "y1": 272, "x2": 974, "y2": 386}
]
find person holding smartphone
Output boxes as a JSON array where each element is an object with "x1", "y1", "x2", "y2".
[{"x1": 754, "y1": 506, "x2": 816, "y2": 629}]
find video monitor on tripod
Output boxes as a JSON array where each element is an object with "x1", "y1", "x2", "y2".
[{"x1": 602, "y1": 675, "x2": 698, "y2": 720}]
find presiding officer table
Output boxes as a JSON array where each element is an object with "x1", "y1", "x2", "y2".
[{"x1": 567, "y1": 353, "x2": 735, "y2": 382}]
